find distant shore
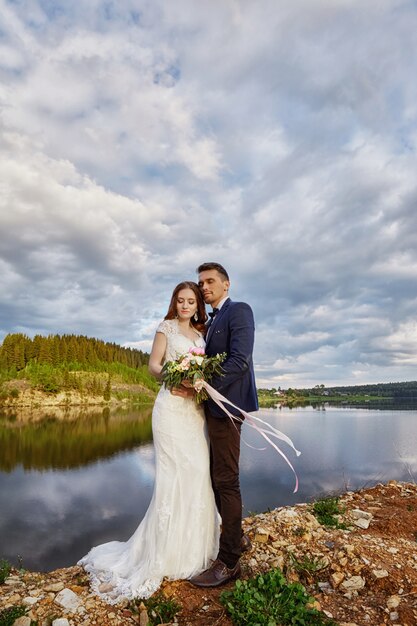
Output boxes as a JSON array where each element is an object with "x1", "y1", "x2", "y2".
[{"x1": 257, "y1": 392, "x2": 394, "y2": 408}]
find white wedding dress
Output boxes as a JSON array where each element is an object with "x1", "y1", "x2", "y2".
[{"x1": 79, "y1": 319, "x2": 220, "y2": 603}]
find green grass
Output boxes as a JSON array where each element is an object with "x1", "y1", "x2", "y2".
[
  {"x1": 288, "y1": 553, "x2": 328, "y2": 583},
  {"x1": 129, "y1": 592, "x2": 181, "y2": 625},
  {"x1": 0, "y1": 605, "x2": 28, "y2": 626},
  {"x1": 0, "y1": 360, "x2": 159, "y2": 402},
  {"x1": 311, "y1": 496, "x2": 348, "y2": 529},
  {"x1": 0, "y1": 559, "x2": 11, "y2": 584},
  {"x1": 220, "y1": 568, "x2": 338, "y2": 626}
]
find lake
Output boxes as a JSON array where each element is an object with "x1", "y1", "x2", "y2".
[{"x1": 0, "y1": 403, "x2": 416, "y2": 571}]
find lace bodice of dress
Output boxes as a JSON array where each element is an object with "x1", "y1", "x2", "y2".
[{"x1": 156, "y1": 318, "x2": 205, "y2": 362}]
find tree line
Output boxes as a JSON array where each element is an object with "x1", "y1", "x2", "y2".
[
  {"x1": 299, "y1": 381, "x2": 417, "y2": 398},
  {"x1": 0, "y1": 332, "x2": 149, "y2": 372}
]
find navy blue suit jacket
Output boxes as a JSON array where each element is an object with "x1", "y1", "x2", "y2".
[{"x1": 204, "y1": 298, "x2": 258, "y2": 419}]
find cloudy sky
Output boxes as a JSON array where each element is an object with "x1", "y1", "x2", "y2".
[{"x1": 1, "y1": 0, "x2": 417, "y2": 388}]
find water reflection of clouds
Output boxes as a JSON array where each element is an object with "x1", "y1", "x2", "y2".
[
  {"x1": 2, "y1": 407, "x2": 417, "y2": 571},
  {"x1": 0, "y1": 445, "x2": 156, "y2": 571},
  {"x1": 129, "y1": 444, "x2": 156, "y2": 484},
  {"x1": 240, "y1": 408, "x2": 417, "y2": 513}
]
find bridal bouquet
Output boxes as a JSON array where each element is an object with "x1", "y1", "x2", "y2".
[{"x1": 161, "y1": 347, "x2": 226, "y2": 403}]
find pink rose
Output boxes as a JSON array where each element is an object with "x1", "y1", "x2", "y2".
[{"x1": 188, "y1": 347, "x2": 205, "y2": 356}]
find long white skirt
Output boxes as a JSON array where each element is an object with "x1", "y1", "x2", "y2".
[{"x1": 79, "y1": 388, "x2": 219, "y2": 603}]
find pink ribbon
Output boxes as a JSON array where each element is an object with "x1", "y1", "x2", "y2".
[{"x1": 201, "y1": 381, "x2": 301, "y2": 493}]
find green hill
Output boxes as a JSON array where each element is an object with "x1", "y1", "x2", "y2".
[{"x1": 0, "y1": 332, "x2": 158, "y2": 406}]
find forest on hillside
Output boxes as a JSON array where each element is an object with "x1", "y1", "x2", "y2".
[
  {"x1": 0, "y1": 333, "x2": 155, "y2": 399},
  {"x1": 0, "y1": 333, "x2": 149, "y2": 371}
]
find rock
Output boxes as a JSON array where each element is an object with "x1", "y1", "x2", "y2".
[
  {"x1": 139, "y1": 602, "x2": 149, "y2": 626},
  {"x1": 12, "y1": 618, "x2": 31, "y2": 626},
  {"x1": 254, "y1": 527, "x2": 269, "y2": 543},
  {"x1": 340, "y1": 576, "x2": 366, "y2": 591},
  {"x1": 4, "y1": 576, "x2": 23, "y2": 586},
  {"x1": 23, "y1": 596, "x2": 40, "y2": 606},
  {"x1": 389, "y1": 611, "x2": 399, "y2": 621},
  {"x1": 323, "y1": 610, "x2": 334, "y2": 618},
  {"x1": 268, "y1": 555, "x2": 284, "y2": 569},
  {"x1": 52, "y1": 619, "x2": 70, "y2": 626},
  {"x1": 386, "y1": 594, "x2": 401, "y2": 609},
  {"x1": 84, "y1": 598, "x2": 97, "y2": 610},
  {"x1": 353, "y1": 517, "x2": 371, "y2": 529},
  {"x1": 45, "y1": 582, "x2": 65, "y2": 593},
  {"x1": 351, "y1": 509, "x2": 373, "y2": 520},
  {"x1": 331, "y1": 572, "x2": 345, "y2": 588},
  {"x1": 367, "y1": 505, "x2": 381, "y2": 512},
  {"x1": 372, "y1": 569, "x2": 389, "y2": 578},
  {"x1": 351, "y1": 509, "x2": 372, "y2": 528},
  {"x1": 8, "y1": 593, "x2": 22, "y2": 602},
  {"x1": 304, "y1": 512, "x2": 321, "y2": 528},
  {"x1": 54, "y1": 588, "x2": 82, "y2": 611}
]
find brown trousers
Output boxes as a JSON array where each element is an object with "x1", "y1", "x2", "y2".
[{"x1": 206, "y1": 412, "x2": 242, "y2": 568}]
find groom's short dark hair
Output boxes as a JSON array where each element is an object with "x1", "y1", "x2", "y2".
[{"x1": 197, "y1": 262, "x2": 229, "y2": 281}]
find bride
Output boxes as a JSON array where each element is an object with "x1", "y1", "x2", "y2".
[{"x1": 79, "y1": 281, "x2": 220, "y2": 603}]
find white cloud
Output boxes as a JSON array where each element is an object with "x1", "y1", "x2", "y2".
[{"x1": 1, "y1": 0, "x2": 417, "y2": 387}]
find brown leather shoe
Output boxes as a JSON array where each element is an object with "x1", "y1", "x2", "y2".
[
  {"x1": 241, "y1": 534, "x2": 252, "y2": 553},
  {"x1": 189, "y1": 559, "x2": 241, "y2": 588}
]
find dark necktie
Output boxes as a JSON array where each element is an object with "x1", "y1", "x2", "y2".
[
  {"x1": 206, "y1": 308, "x2": 219, "y2": 337},
  {"x1": 208, "y1": 308, "x2": 219, "y2": 320}
]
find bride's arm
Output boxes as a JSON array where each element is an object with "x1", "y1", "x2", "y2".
[{"x1": 148, "y1": 332, "x2": 167, "y2": 379}]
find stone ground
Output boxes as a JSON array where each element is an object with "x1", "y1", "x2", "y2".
[{"x1": 1, "y1": 480, "x2": 417, "y2": 626}]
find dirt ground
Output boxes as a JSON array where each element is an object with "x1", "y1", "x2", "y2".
[
  {"x1": 1, "y1": 480, "x2": 417, "y2": 626},
  {"x1": 157, "y1": 480, "x2": 417, "y2": 626}
]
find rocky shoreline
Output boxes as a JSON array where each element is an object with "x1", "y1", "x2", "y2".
[
  {"x1": 0, "y1": 382, "x2": 155, "y2": 423},
  {"x1": 1, "y1": 480, "x2": 417, "y2": 626}
]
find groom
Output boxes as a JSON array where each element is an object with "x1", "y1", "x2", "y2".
[{"x1": 190, "y1": 262, "x2": 258, "y2": 587}]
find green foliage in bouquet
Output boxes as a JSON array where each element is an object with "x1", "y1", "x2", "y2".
[{"x1": 161, "y1": 348, "x2": 226, "y2": 403}]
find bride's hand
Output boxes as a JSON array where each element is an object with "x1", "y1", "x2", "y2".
[
  {"x1": 193, "y1": 378, "x2": 205, "y2": 393},
  {"x1": 171, "y1": 383, "x2": 195, "y2": 398}
]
